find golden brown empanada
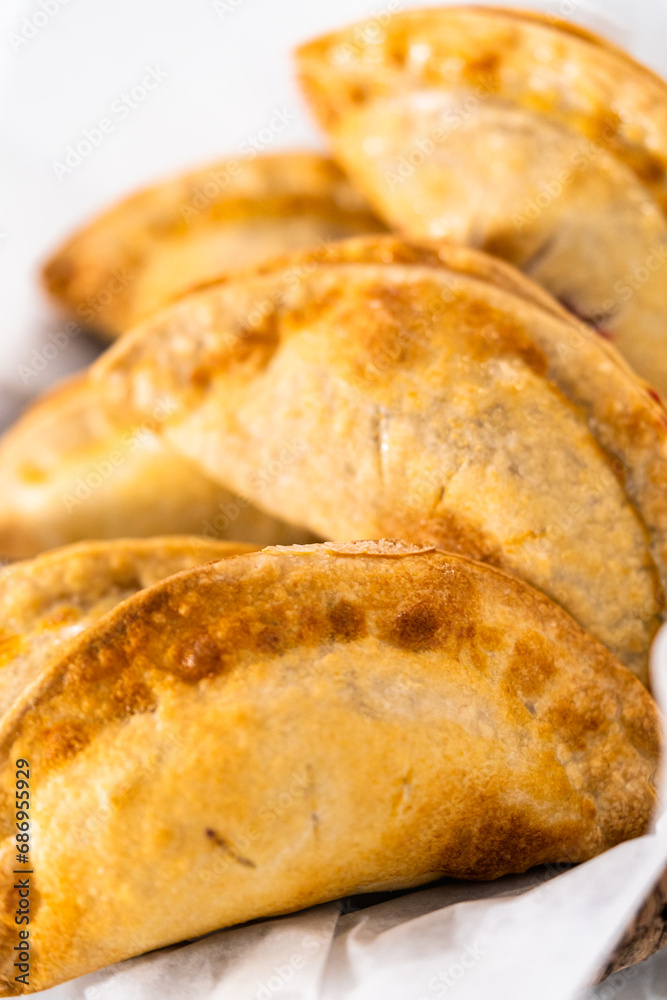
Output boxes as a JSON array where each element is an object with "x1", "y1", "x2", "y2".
[
  {"x1": 43, "y1": 152, "x2": 384, "y2": 339},
  {"x1": 95, "y1": 235, "x2": 667, "y2": 682},
  {"x1": 297, "y1": 8, "x2": 667, "y2": 393},
  {"x1": 0, "y1": 539, "x2": 658, "y2": 994},
  {"x1": 0, "y1": 536, "x2": 256, "y2": 722},
  {"x1": 0, "y1": 373, "x2": 313, "y2": 559}
]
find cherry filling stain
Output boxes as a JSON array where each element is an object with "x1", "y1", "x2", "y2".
[
  {"x1": 558, "y1": 298, "x2": 615, "y2": 341},
  {"x1": 643, "y1": 387, "x2": 667, "y2": 427}
]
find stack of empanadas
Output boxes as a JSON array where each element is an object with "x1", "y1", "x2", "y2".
[
  {"x1": 1, "y1": 7, "x2": 666, "y2": 994},
  {"x1": 1, "y1": 152, "x2": 375, "y2": 558},
  {"x1": 94, "y1": 234, "x2": 667, "y2": 683}
]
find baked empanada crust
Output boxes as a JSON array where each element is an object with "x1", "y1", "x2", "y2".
[
  {"x1": 43, "y1": 152, "x2": 384, "y2": 339},
  {"x1": 95, "y1": 236, "x2": 667, "y2": 682},
  {"x1": 0, "y1": 536, "x2": 256, "y2": 722},
  {"x1": 0, "y1": 541, "x2": 658, "y2": 993},
  {"x1": 0, "y1": 373, "x2": 314, "y2": 558},
  {"x1": 297, "y1": 7, "x2": 667, "y2": 393}
]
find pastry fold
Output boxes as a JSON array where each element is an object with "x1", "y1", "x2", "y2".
[
  {"x1": 297, "y1": 7, "x2": 667, "y2": 393},
  {"x1": 0, "y1": 373, "x2": 312, "y2": 559},
  {"x1": 0, "y1": 536, "x2": 256, "y2": 721},
  {"x1": 43, "y1": 152, "x2": 384, "y2": 339},
  {"x1": 95, "y1": 236, "x2": 667, "y2": 682},
  {"x1": 0, "y1": 540, "x2": 658, "y2": 994}
]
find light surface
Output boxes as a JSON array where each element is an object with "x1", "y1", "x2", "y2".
[{"x1": 1, "y1": 0, "x2": 666, "y2": 413}]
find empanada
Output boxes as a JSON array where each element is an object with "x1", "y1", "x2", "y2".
[
  {"x1": 0, "y1": 536, "x2": 256, "y2": 722},
  {"x1": 0, "y1": 373, "x2": 312, "y2": 559},
  {"x1": 0, "y1": 540, "x2": 658, "y2": 994},
  {"x1": 43, "y1": 152, "x2": 384, "y2": 339},
  {"x1": 95, "y1": 236, "x2": 667, "y2": 682},
  {"x1": 297, "y1": 8, "x2": 667, "y2": 393}
]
